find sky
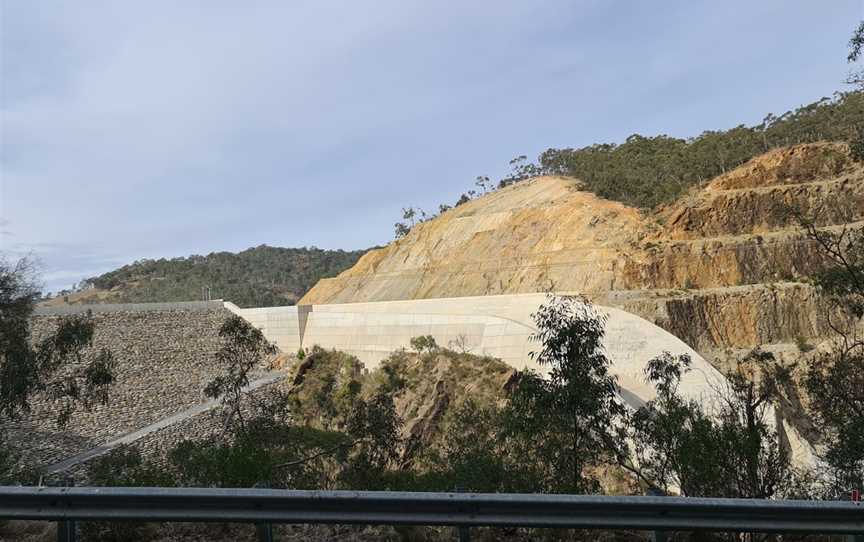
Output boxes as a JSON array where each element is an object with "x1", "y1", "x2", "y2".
[{"x1": 1, "y1": 1, "x2": 862, "y2": 292}]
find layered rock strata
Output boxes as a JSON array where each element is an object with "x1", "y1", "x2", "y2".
[{"x1": 301, "y1": 143, "x2": 864, "y2": 357}]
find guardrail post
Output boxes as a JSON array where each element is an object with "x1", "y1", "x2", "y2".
[
  {"x1": 253, "y1": 481, "x2": 274, "y2": 542},
  {"x1": 453, "y1": 487, "x2": 470, "y2": 542},
  {"x1": 56, "y1": 520, "x2": 76, "y2": 542},
  {"x1": 645, "y1": 487, "x2": 667, "y2": 542},
  {"x1": 56, "y1": 477, "x2": 76, "y2": 542},
  {"x1": 256, "y1": 522, "x2": 274, "y2": 542}
]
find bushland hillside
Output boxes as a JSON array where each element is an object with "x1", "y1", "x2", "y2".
[{"x1": 42, "y1": 245, "x2": 368, "y2": 308}]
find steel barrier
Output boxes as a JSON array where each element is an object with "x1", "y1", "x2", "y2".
[{"x1": 0, "y1": 486, "x2": 861, "y2": 541}]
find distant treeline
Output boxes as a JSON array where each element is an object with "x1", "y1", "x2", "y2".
[
  {"x1": 497, "y1": 91, "x2": 864, "y2": 209},
  {"x1": 528, "y1": 91, "x2": 864, "y2": 208},
  {"x1": 394, "y1": 92, "x2": 864, "y2": 239},
  {"x1": 87, "y1": 245, "x2": 367, "y2": 307}
]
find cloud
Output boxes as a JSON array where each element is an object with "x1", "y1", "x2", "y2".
[{"x1": 1, "y1": 1, "x2": 859, "y2": 293}]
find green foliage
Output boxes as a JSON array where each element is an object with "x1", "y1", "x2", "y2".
[
  {"x1": 296, "y1": 347, "x2": 306, "y2": 360},
  {"x1": 287, "y1": 346, "x2": 366, "y2": 427},
  {"x1": 166, "y1": 391, "x2": 401, "y2": 491},
  {"x1": 80, "y1": 448, "x2": 163, "y2": 542},
  {"x1": 336, "y1": 393, "x2": 402, "y2": 489},
  {"x1": 0, "y1": 258, "x2": 116, "y2": 426},
  {"x1": 403, "y1": 92, "x2": 863, "y2": 232},
  {"x1": 393, "y1": 207, "x2": 429, "y2": 239},
  {"x1": 848, "y1": 21, "x2": 864, "y2": 88},
  {"x1": 481, "y1": 92, "x2": 861, "y2": 210},
  {"x1": 204, "y1": 315, "x2": 277, "y2": 434},
  {"x1": 619, "y1": 350, "x2": 793, "y2": 498},
  {"x1": 788, "y1": 202, "x2": 864, "y2": 496},
  {"x1": 409, "y1": 335, "x2": 438, "y2": 354},
  {"x1": 796, "y1": 214, "x2": 864, "y2": 315},
  {"x1": 0, "y1": 256, "x2": 116, "y2": 483},
  {"x1": 88, "y1": 445, "x2": 173, "y2": 487},
  {"x1": 851, "y1": 127, "x2": 864, "y2": 162},
  {"x1": 806, "y1": 351, "x2": 864, "y2": 494},
  {"x1": 170, "y1": 436, "x2": 286, "y2": 488},
  {"x1": 851, "y1": 21, "x2": 864, "y2": 63},
  {"x1": 536, "y1": 93, "x2": 864, "y2": 208},
  {"x1": 795, "y1": 335, "x2": 815, "y2": 353},
  {"x1": 132, "y1": 330, "x2": 404, "y2": 492},
  {"x1": 422, "y1": 399, "x2": 511, "y2": 492},
  {"x1": 500, "y1": 296, "x2": 625, "y2": 493},
  {"x1": 86, "y1": 245, "x2": 367, "y2": 307}
]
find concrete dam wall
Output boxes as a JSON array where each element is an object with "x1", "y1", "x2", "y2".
[
  {"x1": 229, "y1": 293, "x2": 816, "y2": 467},
  {"x1": 26, "y1": 297, "x2": 815, "y2": 470},
  {"x1": 228, "y1": 293, "x2": 727, "y2": 408}
]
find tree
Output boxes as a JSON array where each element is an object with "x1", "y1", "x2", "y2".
[
  {"x1": 171, "y1": 342, "x2": 403, "y2": 490},
  {"x1": 500, "y1": 295, "x2": 625, "y2": 493},
  {"x1": 848, "y1": 20, "x2": 864, "y2": 89},
  {"x1": 409, "y1": 335, "x2": 438, "y2": 354},
  {"x1": 394, "y1": 221, "x2": 411, "y2": 239},
  {"x1": 0, "y1": 256, "x2": 116, "y2": 479},
  {"x1": 618, "y1": 350, "x2": 794, "y2": 498},
  {"x1": 0, "y1": 257, "x2": 116, "y2": 425},
  {"x1": 203, "y1": 315, "x2": 277, "y2": 435},
  {"x1": 498, "y1": 155, "x2": 542, "y2": 188},
  {"x1": 851, "y1": 127, "x2": 864, "y2": 163},
  {"x1": 474, "y1": 175, "x2": 493, "y2": 194},
  {"x1": 394, "y1": 207, "x2": 428, "y2": 239},
  {"x1": 793, "y1": 209, "x2": 864, "y2": 494},
  {"x1": 717, "y1": 350, "x2": 793, "y2": 499},
  {"x1": 84, "y1": 245, "x2": 367, "y2": 309},
  {"x1": 617, "y1": 353, "x2": 729, "y2": 496},
  {"x1": 425, "y1": 399, "x2": 509, "y2": 492}
]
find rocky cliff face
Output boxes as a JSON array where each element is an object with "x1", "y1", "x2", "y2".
[{"x1": 301, "y1": 143, "x2": 864, "y2": 359}]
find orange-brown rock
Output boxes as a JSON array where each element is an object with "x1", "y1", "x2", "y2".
[{"x1": 301, "y1": 143, "x2": 864, "y2": 356}]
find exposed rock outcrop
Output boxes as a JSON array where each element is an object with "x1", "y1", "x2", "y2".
[{"x1": 301, "y1": 143, "x2": 864, "y2": 360}]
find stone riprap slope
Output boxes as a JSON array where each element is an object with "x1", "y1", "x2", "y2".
[
  {"x1": 301, "y1": 143, "x2": 864, "y2": 358},
  {"x1": 5, "y1": 304, "x2": 264, "y2": 470}
]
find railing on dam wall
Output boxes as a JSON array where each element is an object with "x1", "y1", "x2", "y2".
[{"x1": 2, "y1": 486, "x2": 862, "y2": 542}]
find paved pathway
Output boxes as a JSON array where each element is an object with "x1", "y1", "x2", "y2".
[{"x1": 45, "y1": 371, "x2": 287, "y2": 474}]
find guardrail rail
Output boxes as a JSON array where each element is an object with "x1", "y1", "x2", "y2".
[{"x1": 1, "y1": 486, "x2": 862, "y2": 542}]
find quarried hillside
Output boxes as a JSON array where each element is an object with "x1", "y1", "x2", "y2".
[{"x1": 301, "y1": 143, "x2": 864, "y2": 358}]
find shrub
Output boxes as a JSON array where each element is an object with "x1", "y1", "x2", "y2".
[
  {"x1": 795, "y1": 336, "x2": 815, "y2": 353},
  {"x1": 410, "y1": 335, "x2": 438, "y2": 354},
  {"x1": 851, "y1": 128, "x2": 864, "y2": 162}
]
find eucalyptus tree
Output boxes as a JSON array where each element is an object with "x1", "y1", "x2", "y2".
[
  {"x1": 794, "y1": 211, "x2": 864, "y2": 494},
  {"x1": 500, "y1": 295, "x2": 625, "y2": 493},
  {"x1": 0, "y1": 257, "x2": 116, "y2": 480},
  {"x1": 617, "y1": 351, "x2": 794, "y2": 498}
]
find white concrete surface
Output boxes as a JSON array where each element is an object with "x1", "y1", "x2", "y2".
[
  {"x1": 225, "y1": 293, "x2": 815, "y2": 467},
  {"x1": 224, "y1": 302, "x2": 303, "y2": 353},
  {"x1": 226, "y1": 293, "x2": 732, "y2": 402}
]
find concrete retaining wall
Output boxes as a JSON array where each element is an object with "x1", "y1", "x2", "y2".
[
  {"x1": 228, "y1": 293, "x2": 723, "y2": 403},
  {"x1": 223, "y1": 303, "x2": 303, "y2": 353}
]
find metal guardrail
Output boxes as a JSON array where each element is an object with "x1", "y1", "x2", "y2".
[{"x1": 1, "y1": 487, "x2": 862, "y2": 540}]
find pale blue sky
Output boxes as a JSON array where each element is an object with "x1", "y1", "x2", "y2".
[{"x1": 1, "y1": 1, "x2": 862, "y2": 291}]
